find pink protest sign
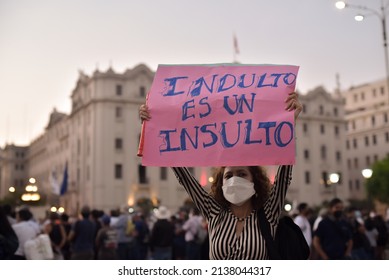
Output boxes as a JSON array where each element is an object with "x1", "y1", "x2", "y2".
[{"x1": 141, "y1": 64, "x2": 299, "y2": 167}]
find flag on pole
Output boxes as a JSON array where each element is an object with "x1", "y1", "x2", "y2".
[
  {"x1": 233, "y1": 33, "x2": 240, "y2": 55},
  {"x1": 49, "y1": 170, "x2": 60, "y2": 195},
  {"x1": 60, "y1": 163, "x2": 68, "y2": 196}
]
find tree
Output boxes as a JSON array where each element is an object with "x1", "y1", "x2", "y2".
[{"x1": 365, "y1": 156, "x2": 389, "y2": 205}]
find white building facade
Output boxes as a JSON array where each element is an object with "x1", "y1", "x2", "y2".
[{"x1": 342, "y1": 78, "x2": 389, "y2": 201}]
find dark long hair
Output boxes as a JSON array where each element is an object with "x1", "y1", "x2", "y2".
[
  {"x1": 0, "y1": 205, "x2": 16, "y2": 237},
  {"x1": 210, "y1": 166, "x2": 271, "y2": 210}
]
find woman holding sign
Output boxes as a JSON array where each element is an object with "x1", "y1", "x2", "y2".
[{"x1": 139, "y1": 91, "x2": 301, "y2": 260}]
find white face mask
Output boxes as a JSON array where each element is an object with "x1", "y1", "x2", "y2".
[{"x1": 222, "y1": 176, "x2": 255, "y2": 206}]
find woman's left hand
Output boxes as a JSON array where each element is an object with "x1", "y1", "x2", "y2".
[{"x1": 285, "y1": 92, "x2": 302, "y2": 121}]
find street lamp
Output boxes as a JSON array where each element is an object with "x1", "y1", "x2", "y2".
[
  {"x1": 361, "y1": 168, "x2": 373, "y2": 179},
  {"x1": 335, "y1": 0, "x2": 389, "y2": 103},
  {"x1": 329, "y1": 172, "x2": 340, "y2": 198}
]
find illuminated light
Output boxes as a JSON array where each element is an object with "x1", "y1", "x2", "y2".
[
  {"x1": 329, "y1": 173, "x2": 340, "y2": 184},
  {"x1": 50, "y1": 206, "x2": 57, "y2": 212},
  {"x1": 335, "y1": 1, "x2": 346, "y2": 10},
  {"x1": 30, "y1": 193, "x2": 40, "y2": 201},
  {"x1": 58, "y1": 207, "x2": 65, "y2": 213},
  {"x1": 284, "y1": 204, "x2": 292, "y2": 212},
  {"x1": 9, "y1": 187, "x2": 15, "y2": 193},
  {"x1": 29, "y1": 178, "x2": 36, "y2": 184},
  {"x1": 21, "y1": 193, "x2": 32, "y2": 201},
  {"x1": 208, "y1": 177, "x2": 214, "y2": 183},
  {"x1": 354, "y1": 14, "x2": 364, "y2": 21},
  {"x1": 128, "y1": 207, "x2": 134, "y2": 213},
  {"x1": 361, "y1": 168, "x2": 373, "y2": 179}
]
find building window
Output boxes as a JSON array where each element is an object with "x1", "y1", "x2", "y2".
[
  {"x1": 372, "y1": 134, "x2": 377, "y2": 145},
  {"x1": 353, "y1": 138, "x2": 357, "y2": 148},
  {"x1": 333, "y1": 107, "x2": 338, "y2": 116},
  {"x1": 160, "y1": 167, "x2": 167, "y2": 180},
  {"x1": 365, "y1": 136, "x2": 369, "y2": 146},
  {"x1": 320, "y1": 145, "x2": 327, "y2": 160},
  {"x1": 115, "y1": 164, "x2": 123, "y2": 179},
  {"x1": 115, "y1": 138, "x2": 123, "y2": 150},
  {"x1": 372, "y1": 116, "x2": 375, "y2": 126},
  {"x1": 374, "y1": 154, "x2": 378, "y2": 162},
  {"x1": 115, "y1": 107, "x2": 122, "y2": 119},
  {"x1": 322, "y1": 171, "x2": 328, "y2": 187},
  {"x1": 304, "y1": 149, "x2": 310, "y2": 160},
  {"x1": 138, "y1": 164, "x2": 147, "y2": 183},
  {"x1": 354, "y1": 158, "x2": 359, "y2": 168},
  {"x1": 386, "y1": 132, "x2": 389, "y2": 142},
  {"x1": 320, "y1": 124, "x2": 325, "y2": 134},
  {"x1": 305, "y1": 171, "x2": 310, "y2": 184},
  {"x1": 346, "y1": 140, "x2": 350, "y2": 150},
  {"x1": 140, "y1": 86, "x2": 146, "y2": 98},
  {"x1": 334, "y1": 126, "x2": 339, "y2": 136},
  {"x1": 361, "y1": 92, "x2": 365, "y2": 100},
  {"x1": 319, "y1": 105, "x2": 324, "y2": 115},
  {"x1": 381, "y1": 86, "x2": 385, "y2": 95},
  {"x1": 373, "y1": 88, "x2": 376, "y2": 97},
  {"x1": 302, "y1": 104, "x2": 306, "y2": 113},
  {"x1": 349, "y1": 180, "x2": 353, "y2": 191},
  {"x1": 347, "y1": 159, "x2": 351, "y2": 169},
  {"x1": 355, "y1": 179, "x2": 360, "y2": 190},
  {"x1": 336, "y1": 151, "x2": 341, "y2": 161},
  {"x1": 354, "y1": 94, "x2": 358, "y2": 102},
  {"x1": 385, "y1": 113, "x2": 388, "y2": 123},
  {"x1": 116, "y1": 84, "x2": 122, "y2": 96},
  {"x1": 303, "y1": 123, "x2": 308, "y2": 133},
  {"x1": 366, "y1": 156, "x2": 371, "y2": 166}
]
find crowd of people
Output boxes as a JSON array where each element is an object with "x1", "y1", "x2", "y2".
[
  {"x1": 1, "y1": 200, "x2": 388, "y2": 260},
  {"x1": 0, "y1": 203, "x2": 209, "y2": 260},
  {"x1": 293, "y1": 199, "x2": 389, "y2": 260}
]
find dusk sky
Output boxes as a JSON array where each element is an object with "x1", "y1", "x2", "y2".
[{"x1": 0, "y1": 0, "x2": 386, "y2": 147}]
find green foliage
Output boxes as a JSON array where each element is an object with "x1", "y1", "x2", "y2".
[{"x1": 365, "y1": 156, "x2": 389, "y2": 204}]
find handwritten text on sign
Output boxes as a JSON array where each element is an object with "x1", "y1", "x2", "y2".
[{"x1": 142, "y1": 64, "x2": 299, "y2": 167}]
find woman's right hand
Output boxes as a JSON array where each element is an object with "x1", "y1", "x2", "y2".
[{"x1": 139, "y1": 104, "x2": 151, "y2": 122}]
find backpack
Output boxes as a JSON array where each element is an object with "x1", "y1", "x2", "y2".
[{"x1": 258, "y1": 209, "x2": 310, "y2": 260}]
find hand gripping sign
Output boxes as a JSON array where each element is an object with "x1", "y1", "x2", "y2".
[{"x1": 139, "y1": 64, "x2": 299, "y2": 167}]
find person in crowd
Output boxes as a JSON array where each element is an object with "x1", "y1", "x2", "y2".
[
  {"x1": 350, "y1": 220, "x2": 371, "y2": 260},
  {"x1": 293, "y1": 202, "x2": 312, "y2": 249},
  {"x1": 139, "y1": 91, "x2": 302, "y2": 260},
  {"x1": 11, "y1": 208, "x2": 40, "y2": 260},
  {"x1": 60, "y1": 213, "x2": 72, "y2": 260},
  {"x1": 3, "y1": 204, "x2": 16, "y2": 225},
  {"x1": 364, "y1": 216, "x2": 379, "y2": 259},
  {"x1": 68, "y1": 206, "x2": 96, "y2": 260},
  {"x1": 171, "y1": 211, "x2": 187, "y2": 260},
  {"x1": 95, "y1": 214, "x2": 119, "y2": 260},
  {"x1": 373, "y1": 215, "x2": 389, "y2": 260},
  {"x1": 313, "y1": 198, "x2": 353, "y2": 260},
  {"x1": 112, "y1": 205, "x2": 138, "y2": 260},
  {"x1": 0, "y1": 205, "x2": 19, "y2": 259},
  {"x1": 182, "y1": 207, "x2": 204, "y2": 260},
  {"x1": 43, "y1": 211, "x2": 67, "y2": 260},
  {"x1": 149, "y1": 206, "x2": 175, "y2": 260},
  {"x1": 132, "y1": 213, "x2": 150, "y2": 260},
  {"x1": 91, "y1": 209, "x2": 104, "y2": 259}
]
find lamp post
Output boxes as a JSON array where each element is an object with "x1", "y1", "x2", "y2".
[
  {"x1": 335, "y1": 0, "x2": 389, "y2": 104},
  {"x1": 329, "y1": 172, "x2": 340, "y2": 198}
]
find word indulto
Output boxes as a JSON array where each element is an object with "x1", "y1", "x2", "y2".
[{"x1": 162, "y1": 72, "x2": 296, "y2": 97}]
